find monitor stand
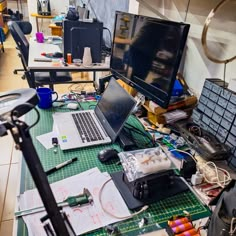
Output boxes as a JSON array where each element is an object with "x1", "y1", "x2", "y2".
[{"x1": 111, "y1": 171, "x2": 189, "y2": 210}]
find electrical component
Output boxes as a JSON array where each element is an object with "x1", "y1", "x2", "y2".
[
  {"x1": 171, "y1": 149, "x2": 231, "y2": 187},
  {"x1": 180, "y1": 156, "x2": 197, "y2": 179},
  {"x1": 66, "y1": 103, "x2": 79, "y2": 110},
  {"x1": 171, "y1": 222, "x2": 193, "y2": 234},
  {"x1": 138, "y1": 217, "x2": 148, "y2": 228},
  {"x1": 104, "y1": 225, "x2": 120, "y2": 235},
  {"x1": 191, "y1": 171, "x2": 203, "y2": 185},
  {"x1": 166, "y1": 215, "x2": 200, "y2": 236},
  {"x1": 163, "y1": 133, "x2": 188, "y2": 149},
  {"x1": 136, "y1": 151, "x2": 171, "y2": 174},
  {"x1": 197, "y1": 161, "x2": 231, "y2": 187},
  {"x1": 52, "y1": 137, "x2": 58, "y2": 146},
  {"x1": 52, "y1": 137, "x2": 58, "y2": 154},
  {"x1": 175, "y1": 228, "x2": 198, "y2": 235},
  {"x1": 198, "y1": 164, "x2": 217, "y2": 182},
  {"x1": 118, "y1": 130, "x2": 136, "y2": 151},
  {"x1": 176, "y1": 121, "x2": 231, "y2": 161},
  {"x1": 168, "y1": 217, "x2": 189, "y2": 227}
]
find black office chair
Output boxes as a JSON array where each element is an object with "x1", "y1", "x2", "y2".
[
  {"x1": 13, "y1": 21, "x2": 32, "y2": 78},
  {"x1": 8, "y1": 21, "x2": 72, "y2": 89}
]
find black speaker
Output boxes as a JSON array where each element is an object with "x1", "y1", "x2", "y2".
[{"x1": 66, "y1": 8, "x2": 79, "y2": 21}]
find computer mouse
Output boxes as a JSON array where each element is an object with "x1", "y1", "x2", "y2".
[
  {"x1": 52, "y1": 52, "x2": 63, "y2": 58},
  {"x1": 97, "y1": 148, "x2": 119, "y2": 163}
]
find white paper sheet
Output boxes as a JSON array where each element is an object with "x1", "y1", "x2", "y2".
[
  {"x1": 19, "y1": 168, "x2": 130, "y2": 235},
  {"x1": 36, "y1": 122, "x2": 59, "y2": 149},
  {"x1": 36, "y1": 131, "x2": 58, "y2": 149}
]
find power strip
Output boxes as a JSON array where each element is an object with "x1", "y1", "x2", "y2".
[{"x1": 197, "y1": 162, "x2": 227, "y2": 184}]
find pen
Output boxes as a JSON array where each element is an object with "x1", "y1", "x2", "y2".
[{"x1": 46, "y1": 157, "x2": 78, "y2": 175}]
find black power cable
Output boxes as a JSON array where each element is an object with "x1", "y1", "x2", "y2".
[
  {"x1": 103, "y1": 27, "x2": 112, "y2": 51},
  {"x1": 123, "y1": 122, "x2": 156, "y2": 149}
]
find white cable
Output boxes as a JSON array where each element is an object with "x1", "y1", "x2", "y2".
[
  {"x1": 98, "y1": 178, "x2": 148, "y2": 220},
  {"x1": 169, "y1": 149, "x2": 231, "y2": 187},
  {"x1": 199, "y1": 161, "x2": 231, "y2": 187},
  {"x1": 230, "y1": 217, "x2": 236, "y2": 235},
  {"x1": 169, "y1": 148, "x2": 198, "y2": 163}
]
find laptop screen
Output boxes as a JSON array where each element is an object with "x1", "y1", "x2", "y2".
[{"x1": 95, "y1": 78, "x2": 136, "y2": 142}]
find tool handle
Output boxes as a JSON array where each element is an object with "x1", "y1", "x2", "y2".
[{"x1": 65, "y1": 195, "x2": 89, "y2": 207}]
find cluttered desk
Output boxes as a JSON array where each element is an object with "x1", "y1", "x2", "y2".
[
  {"x1": 28, "y1": 37, "x2": 110, "y2": 89},
  {"x1": 2, "y1": 8, "x2": 236, "y2": 236},
  {"x1": 14, "y1": 81, "x2": 211, "y2": 235}
]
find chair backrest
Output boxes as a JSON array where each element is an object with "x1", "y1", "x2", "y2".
[
  {"x1": 8, "y1": 21, "x2": 29, "y2": 66},
  {"x1": 15, "y1": 21, "x2": 32, "y2": 35}
]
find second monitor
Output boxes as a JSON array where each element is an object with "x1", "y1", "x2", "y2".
[{"x1": 63, "y1": 20, "x2": 103, "y2": 63}]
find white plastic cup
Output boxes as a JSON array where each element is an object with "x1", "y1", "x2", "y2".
[
  {"x1": 82, "y1": 47, "x2": 92, "y2": 66},
  {"x1": 105, "y1": 56, "x2": 111, "y2": 66}
]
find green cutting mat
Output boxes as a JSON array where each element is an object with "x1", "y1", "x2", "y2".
[{"x1": 17, "y1": 103, "x2": 211, "y2": 236}]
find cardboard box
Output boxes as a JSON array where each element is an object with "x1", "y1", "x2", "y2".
[{"x1": 145, "y1": 95, "x2": 197, "y2": 115}]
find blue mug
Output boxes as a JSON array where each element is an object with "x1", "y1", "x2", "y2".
[{"x1": 37, "y1": 88, "x2": 58, "y2": 109}]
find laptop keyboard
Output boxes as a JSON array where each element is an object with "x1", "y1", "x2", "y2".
[{"x1": 72, "y1": 112, "x2": 105, "y2": 143}]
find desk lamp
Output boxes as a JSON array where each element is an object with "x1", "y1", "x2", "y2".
[{"x1": 0, "y1": 88, "x2": 74, "y2": 236}]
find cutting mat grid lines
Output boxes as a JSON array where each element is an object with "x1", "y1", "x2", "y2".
[{"x1": 18, "y1": 103, "x2": 211, "y2": 236}]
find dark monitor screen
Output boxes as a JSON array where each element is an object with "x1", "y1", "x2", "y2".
[
  {"x1": 110, "y1": 11, "x2": 190, "y2": 108},
  {"x1": 95, "y1": 78, "x2": 136, "y2": 142},
  {"x1": 63, "y1": 20, "x2": 103, "y2": 63}
]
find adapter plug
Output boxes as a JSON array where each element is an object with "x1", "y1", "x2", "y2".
[
  {"x1": 191, "y1": 171, "x2": 203, "y2": 185},
  {"x1": 118, "y1": 130, "x2": 136, "y2": 151}
]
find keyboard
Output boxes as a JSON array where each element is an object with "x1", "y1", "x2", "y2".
[{"x1": 72, "y1": 112, "x2": 105, "y2": 143}]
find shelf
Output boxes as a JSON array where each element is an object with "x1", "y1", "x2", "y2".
[
  {"x1": 31, "y1": 13, "x2": 56, "y2": 32},
  {"x1": 0, "y1": 0, "x2": 7, "y2": 12},
  {"x1": 30, "y1": 13, "x2": 55, "y2": 19}
]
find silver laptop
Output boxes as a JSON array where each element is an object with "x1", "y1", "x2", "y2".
[{"x1": 53, "y1": 78, "x2": 137, "y2": 150}]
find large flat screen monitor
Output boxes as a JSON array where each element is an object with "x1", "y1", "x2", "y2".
[{"x1": 110, "y1": 11, "x2": 190, "y2": 108}]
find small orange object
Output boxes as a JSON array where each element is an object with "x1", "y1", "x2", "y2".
[
  {"x1": 168, "y1": 217, "x2": 189, "y2": 227},
  {"x1": 171, "y1": 222, "x2": 193, "y2": 234},
  {"x1": 67, "y1": 53, "x2": 72, "y2": 64},
  {"x1": 175, "y1": 228, "x2": 198, "y2": 236}
]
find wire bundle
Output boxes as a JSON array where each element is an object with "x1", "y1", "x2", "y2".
[{"x1": 169, "y1": 149, "x2": 231, "y2": 188}]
